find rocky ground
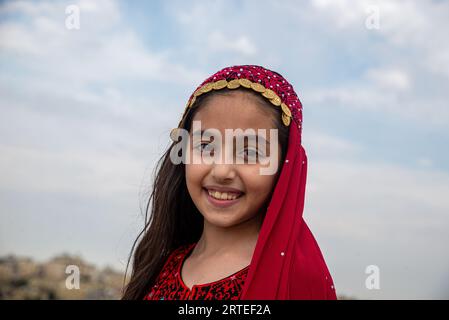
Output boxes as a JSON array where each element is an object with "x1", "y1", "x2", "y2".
[{"x1": 0, "y1": 254, "x2": 126, "y2": 299}]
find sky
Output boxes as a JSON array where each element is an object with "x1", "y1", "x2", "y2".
[{"x1": 0, "y1": 0, "x2": 449, "y2": 299}]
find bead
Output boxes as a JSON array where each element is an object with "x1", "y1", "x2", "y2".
[
  {"x1": 285, "y1": 159, "x2": 289, "y2": 163},
  {"x1": 281, "y1": 252, "x2": 285, "y2": 256}
]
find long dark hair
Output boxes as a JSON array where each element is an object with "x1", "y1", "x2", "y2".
[{"x1": 121, "y1": 88, "x2": 289, "y2": 299}]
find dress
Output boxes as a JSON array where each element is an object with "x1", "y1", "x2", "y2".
[{"x1": 144, "y1": 243, "x2": 250, "y2": 300}]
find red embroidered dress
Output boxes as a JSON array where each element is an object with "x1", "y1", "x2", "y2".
[{"x1": 144, "y1": 243, "x2": 250, "y2": 300}]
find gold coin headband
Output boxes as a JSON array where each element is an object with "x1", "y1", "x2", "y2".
[{"x1": 171, "y1": 65, "x2": 303, "y2": 141}]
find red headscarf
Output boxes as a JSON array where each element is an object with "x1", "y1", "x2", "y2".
[{"x1": 179, "y1": 65, "x2": 337, "y2": 300}]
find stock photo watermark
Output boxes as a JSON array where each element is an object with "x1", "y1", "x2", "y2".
[
  {"x1": 65, "y1": 265, "x2": 80, "y2": 290},
  {"x1": 365, "y1": 5, "x2": 380, "y2": 30},
  {"x1": 170, "y1": 120, "x2": 280, "y2": 175},
  {"x1": 365, "y1": 265, "x2": 381, "y2": 290},
  {"x1": 65, "y1": 5, "x2": 80, "y2": 30}
]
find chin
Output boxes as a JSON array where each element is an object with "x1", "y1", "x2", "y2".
[{"x1": 202, "y1": 212, "x2": 244, "y2": 228}]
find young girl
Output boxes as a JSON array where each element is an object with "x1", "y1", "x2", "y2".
[{"x1": 122, "y1": 65, "x2": 337, "y2": 300}]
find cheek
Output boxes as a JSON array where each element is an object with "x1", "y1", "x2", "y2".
[
  {"x1": 241, "y1": 167, "x2": 277, "y2": 199},
  {"x1": 185, "y1": 164, "x2": 207, "y2": 192}
]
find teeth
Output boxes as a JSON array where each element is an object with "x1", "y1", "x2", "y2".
[{"x1": 208, "y1": 190, "x2": 240, "y2": 201}]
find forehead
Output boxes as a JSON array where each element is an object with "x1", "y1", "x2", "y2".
[{"x1": 192, "y1": 91, "x2": 276, "y2": 131}]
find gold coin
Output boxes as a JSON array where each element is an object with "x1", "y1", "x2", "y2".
[
  {"x1": 282, "y1": 113, "x2": 291, "y2": 126},
  {"x1": 270, "y1": 95, "x2": 281, "y2": 106},
  {"x1": 189, "y1": 96, "x2": 196, "y2": 108},
  {"x1": 262, "y1": 89, "x2": 276, "y2": 99},
  {"x1": 227, "y1": 79, "x2": 241, "y2": 89},
  {"x1": 239, "y1": 78, "x2": 252, "y2": 88},
  {"x1": 193, "y1": 88, "x2": 203, "y2": 97},
  {"x1": 200, "y1": 82, "x2": 213, "y2": 93},
  {"x1": 251, "y1": 82, "x2": 266, "y2": 93},
  {"x1": 281, "y1": 103, "x2": 292, "y2": 117},
  {"x1": 213, "y1": 79, "x2": 228, "y2": 90}
]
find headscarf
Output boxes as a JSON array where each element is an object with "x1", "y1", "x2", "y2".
[{"x1": 171, "y1": 65, "x2": 337, "y2": 300}]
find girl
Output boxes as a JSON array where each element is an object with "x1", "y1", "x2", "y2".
[{"x1": 122, "y1": 65, "x2": 337, "y2": 300}]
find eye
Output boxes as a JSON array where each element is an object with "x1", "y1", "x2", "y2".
[
  {"x1": 245, "y1": 148, "x2": 259, "y2": 157},
  {"x1": 194, "y1": 142, "x2": 214, "y2": 153},
  {"x1": 239, "y1": 147, "x2": 261, "y2": 162}
]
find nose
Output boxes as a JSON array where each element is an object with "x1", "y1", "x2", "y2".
[
  {"x1": 204, "y1": 142, "x2": 237, "y2": 181},
  {"x1": 210, "y1": 162, "x2": 237, "y2": 182}
]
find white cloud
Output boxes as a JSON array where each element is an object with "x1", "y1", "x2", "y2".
[
  {"x1": 207, "y1": 31, "x2": 257, "y2": 56},
  {"x1": 304, "y1": 131, "x2": 360, "y2": 161},
  {"x1": 365, "y1": 68, "x2": 411, "y2": 91},
  {"x1": 0, "y1": 144, "x2": 145, "y2": 198},
  {"x1": 310, "y1": 0, "x2": 449, "y2": 79},
  {"x1": 0, "y1": 0, "x2": 204, "y2": 86}
]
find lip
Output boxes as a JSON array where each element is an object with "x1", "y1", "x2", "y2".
[
  {"x1": 203, "y1": 188, "x2": 243, "y2": 208},
  {"x1": 203, "y1": 185, "x2": 244, "y2": 195}
]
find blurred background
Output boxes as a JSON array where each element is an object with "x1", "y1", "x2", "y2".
[{"x1": 1, "y1": 0, "x2": 448, "y2": 299}]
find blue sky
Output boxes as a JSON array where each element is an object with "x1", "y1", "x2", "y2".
[{"x1": 1, "y1": 0, "x2": 449, "y2": 299}]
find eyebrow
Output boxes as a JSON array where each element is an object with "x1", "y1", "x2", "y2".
[{"x1": 192, "y1": 130, "x2": 270, "y2": 145}]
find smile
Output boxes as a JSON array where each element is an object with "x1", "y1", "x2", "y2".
[
  {"x1": 208, "y1": 189, "x2": 240, "y2": 200},
  {"x1": 203, "y1": 188, "x2": 244, "y2": 208}
]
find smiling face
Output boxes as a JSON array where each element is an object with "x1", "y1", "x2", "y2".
[{"x1": 185, "y1": 90, "x2": 282, "y2": 229}]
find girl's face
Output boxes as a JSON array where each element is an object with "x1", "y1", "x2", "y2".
[{"x1": 185, "y1": 91, "x2": 281, "y2": 228}]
